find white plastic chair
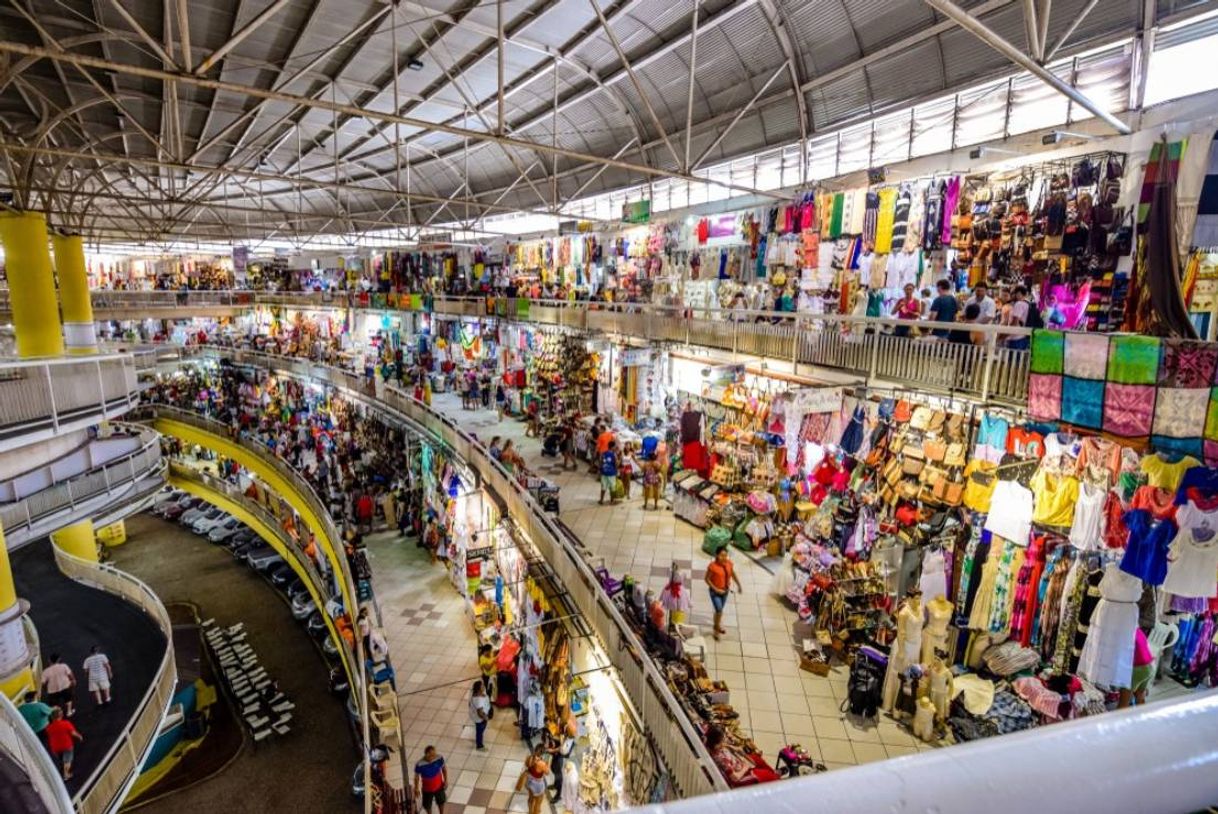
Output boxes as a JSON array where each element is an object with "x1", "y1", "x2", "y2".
[{"x1": 1147, "y1": 621, "x2": 1180, "y2": 682}]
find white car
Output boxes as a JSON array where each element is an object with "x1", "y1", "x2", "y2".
[
  {"x1": 180, "y1": 502, "x2": 213, "y2": 525},
  {"x1": 208, "y1": 518, "x2": 244, "y2": 543},
  {"x1": 150, "y1": 488, "x2": 182, "y2": 513},
  {"x1": 190, "y1": 508, "x2": 227, "y2": 534}
]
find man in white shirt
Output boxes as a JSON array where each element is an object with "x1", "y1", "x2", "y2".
[
  {"x1": 969, "y1": 282, "x2": 997, "y2": 324},
  {"x1": 41, "y1": 654, "x2": 76, "y2": 717},
  {"x1": 82, "y1": 646, "x2": 113, "y2": 706}
]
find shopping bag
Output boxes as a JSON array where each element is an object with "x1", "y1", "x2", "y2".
[{"x1": 611, "y1": 477, "x2": 626, "y2": 500}]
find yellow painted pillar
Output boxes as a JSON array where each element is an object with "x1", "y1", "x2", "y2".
[
  {"x1": 50, "y1": 520, "x2": 98, "y2": 563},
  {"x1": 0, "y1": 525, "x2": 34, "y2": 700},
  {"x1": 52, "y1": 233, "x2": 97, "y2": 354},
  {"x1": 0, "y1": 212, "x2": 63, "y2": 358}
]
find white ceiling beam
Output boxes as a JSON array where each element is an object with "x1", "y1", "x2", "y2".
[{"x1": 195, "y1": 0, "x2": 293, "y2": 76}]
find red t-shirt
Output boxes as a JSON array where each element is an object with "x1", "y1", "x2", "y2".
[{"x1": 46, "y1": 719, "x2": 77, "y2": 754}]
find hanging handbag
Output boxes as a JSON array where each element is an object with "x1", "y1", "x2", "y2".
[
  {"x1": 944, "y1": 413, "x2": 966, "y2": 442},
  {"x1": 943, "y1": 442, "x2": 967, "y2": 468},
  {"x1": 923, "y1": 438, "x2": 948, "y2": 463},
  {"x1": 883, "y1": 456, "x2": 903, "y2": 487},
  {"x1": 902, "y1": 447, "x2": 926, "y2": 477},
  {"x1": 910, "y1": 406, "x2": 934, "y2": 431}
]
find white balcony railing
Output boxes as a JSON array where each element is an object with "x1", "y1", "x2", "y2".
[
  {"x1": 0, "y1": 691, "x2": 75, "y2": 814},
  {"x1": 0, "y1": 354, "x2": 142, "y2": 444},
  {"x1": 51, "y1": 548, "x2": 176, "y2": 814},
  {"x1": 0, "y1": 425, "x2": 165, "y2": 550}
]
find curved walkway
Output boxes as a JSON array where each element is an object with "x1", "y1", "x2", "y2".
[
  {"x1": 11, "y1": 539, "x2": 166, "y2": 797},
  {"x1": 108, "y1": 513, "x2": 358, "y2": 814}
]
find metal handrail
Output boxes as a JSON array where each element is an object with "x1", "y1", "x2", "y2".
[
  {"x1": 134, "y1": 406, "x2": 359, "y2": 617},
  {"x1": 0, "y1": 424, "x2": 164, "y2": 543},
  {"x1": 0, "y1": 353, "x2": 142, "y2": 439},
  {"x1": 191, "y1": 346, "x2": 729, "y2": 796},
  {"x1": 60, "y1": 290, "x2": 1033, "y2": 402},
  {"x1": 0, "y1": 691, "x2": 75, "y2": 814},
  {"x1": 50, "y1": 547, "x2": 176, "y2": 814},
  {"x1": 133, "y1": 405, "x2": 367, "y2": 718}
]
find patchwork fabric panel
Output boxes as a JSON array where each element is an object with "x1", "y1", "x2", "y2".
[
  {"x1": 1064, "y1": 332, "x2": 1110, "y2": 380},
  {"x1": 1027, "y1": 373, "x2": 1062, "y2": 422},
  {"x1": 1062, "y1": 377, "x2": 1105, "y2": 428},
  {"x1": 1104, "y1": 383, "x2": 1155, "y2": 437}
]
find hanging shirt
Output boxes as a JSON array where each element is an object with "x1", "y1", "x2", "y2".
[{"x1": 983, "y1": 480, "x2": 1035, "y2": 545}]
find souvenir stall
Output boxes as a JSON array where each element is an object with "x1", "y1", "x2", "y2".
[
  {"x1": 527, "y1": 330, "x2": 600, "y2": 418},
  {"x1": 741, "y1": 357, "x2": 1218, "y2": 747}
]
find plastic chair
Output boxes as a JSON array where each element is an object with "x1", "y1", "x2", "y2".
[{"x1": 1147, "y1": 621, "x2": 1179, "y2": 681}]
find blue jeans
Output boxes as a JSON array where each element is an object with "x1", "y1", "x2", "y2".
[
  {"x1": 709, "y1": 589, "x2": 728, "y2": 613},
  {"x1": 475, "y1": 719, "x2": 487, "y2": 749}
]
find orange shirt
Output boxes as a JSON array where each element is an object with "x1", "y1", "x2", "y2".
[
  {"x1": 706, "y1": 559, "x2": 734, "y2": 592},
  {"x1": 596, "y1": 430, "x2": 615, "y2": 454}
]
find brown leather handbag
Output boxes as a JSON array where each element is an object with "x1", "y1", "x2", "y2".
[{"x1": 923, "y1": 438, "x2": 947, "y2": 463}]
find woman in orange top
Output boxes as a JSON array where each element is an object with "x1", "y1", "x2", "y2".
[{"x1": 704, "y1": 548, "x2": 743, "y2": 640}]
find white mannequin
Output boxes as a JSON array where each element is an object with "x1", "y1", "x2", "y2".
[
  {"x1": 926, "y1": 654, "x2": 954, "y2": 723},
  {"x1": 912, "y1": 696, "x2": 937, "y2": 742},
  {"x1": 922, "y1": 594, "x2": 953, "y2": 664},
  {"x1": 882, "y1": 591, "x2": 924, "y2": 713}
]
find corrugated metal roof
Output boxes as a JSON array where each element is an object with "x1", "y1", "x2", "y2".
[{"x1": 0, "y1": 0, "x2": 1182, "y2": 240}]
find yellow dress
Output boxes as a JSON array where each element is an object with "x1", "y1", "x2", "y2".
[{"x1": 874, "y1": 188, "x2": 898, "y2": 253}]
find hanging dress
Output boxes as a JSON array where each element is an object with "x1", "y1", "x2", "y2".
[
  {"x1": 874, "y1": 188, "x2": 898, "y2": 253},
  {"x1": 1077, "y1": 565, "x2": 1142, "y2": 689}
]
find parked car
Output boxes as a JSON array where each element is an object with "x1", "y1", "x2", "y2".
[
  {"x1": 181, "y1": 502, "x2": 214, "y2": 526},
  {"x1": 247, "y1": 547, "x2": 284, "y2": 572},
  {"x1": 306, "y1": 611, "x2": 328, "y2": 639},
  {"x1": 231, "y1": 540, "x2": 260, "y2": 560},
  {"x1": 150, "y1": 489, "x2": 182, "y2": 514},
  {"x1": 226, "y1": 530, "x2": 257, "y2": 550},
  {"x1": 283, "y1": 578, "x2": 307, "y2": 600},
  {"x1": 191, "y1": 509, "x2": 229, "y2": 535},
  {"x1": 163, "y1": 496, "x2": 201, "y2": 521},
  {"x1": 290, "y1": 592, "x2": 316, "y2": 620},
  {"x1": 267, "y1": 562, "x2": 295, "y2": 587},
  {"x1": 208, "y1": 518, "x2": 244, "y2": 543}
]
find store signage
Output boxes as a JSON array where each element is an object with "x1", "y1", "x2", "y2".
[
  {"x1": 232, "y1": 245, "x2": 249, "y2": 275},
  {"x1": 622, "y1": 199, "x2": 651, "y2": 224},
  {"x1": 707, "y1": 214, "x2": 737, "y2": 239},
  {"x1": 792, "y1": 386, "x2": 843, "y2": 414},
  {"x1": 619, "y1": 348, "x2": 652, "y2": 367}
]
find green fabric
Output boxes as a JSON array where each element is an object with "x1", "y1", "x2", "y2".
[
  {"x1": 1206, "y1": 387, "x2": 1218, "y2": 441},
  {"x1": 1107, "y1": 335, "x2": 1161, "y2": 384},
  {"x1": 702, "y1": 527, "x2": 731, "y2": 555},
  {"x1": 830, "y1": 193, "x2": 845, "y2": 239},
  {"x1": 516, "y1": 298, "x2": 531, "y2": 318},
  {"x1": 1029, "y1": 330, "x2": 1065, "y2": 375},
  {"x1": 18, "y1": 702, "x2": 52, "y2": 733}
]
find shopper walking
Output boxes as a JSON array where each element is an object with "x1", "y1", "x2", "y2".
[
  {"x1": 495, "y1": 382, "x2": 507, "y2": 421},
  {"x1": 82, "y1": 646, "x2": 113, "y2": 707},
  {"x1": 45, "y1": 708, "x2": 82, "y2": 780},
  {"x1": 559, "y1": 421, "x2": 576, "y2": 470},
  {"x1": 516, "y1": 743, "x2": 550, "y2": 814},
  {"x1": 642, "y1": 454, "x2": 661, "y2": 509},
  {"x1": 598, "y1": 440, "x2": 620, "y2": 505},
  {"x1": 547, "y1": 727, "x2": 574, "y2": 802},
  {"x1": 619, "y1": 443, "x2": 637, "y2": 499},
  {"x1": 414, "y1": 745, "x2": 448, "y2": 814},
  {"x1": 705, "y1": 548, "x2": 743, "y2": 640},
  {"x1": 469, "y1": 680, "x2": 491, "y2": 750},
  {"x1": 478, "y1": 644, "x2": 496, "y2": 715},
  {"x1": 41, "y1": 654, "x2": 76, "y2": 718},
  {"x1": 17, "y1": 691, "x2": 53, "y2": 751}
]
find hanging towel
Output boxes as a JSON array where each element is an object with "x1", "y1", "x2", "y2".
[
  {"x1": 874, "y1": 188, "x2": 898, "y2": 253},
  {"x1": 830, "y1": 192, "x2": 845, "y2": 238}
]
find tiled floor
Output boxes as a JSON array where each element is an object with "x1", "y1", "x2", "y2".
[
  {"x1": 371, "y1": 390, "x2": 1201, "y2": 792},
  {"x1": 367, "y1": 532, "x2": 539, "y2": 814},
  {"x1": 420, "y1": 392, "x2": 934, "y2": 771}
]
